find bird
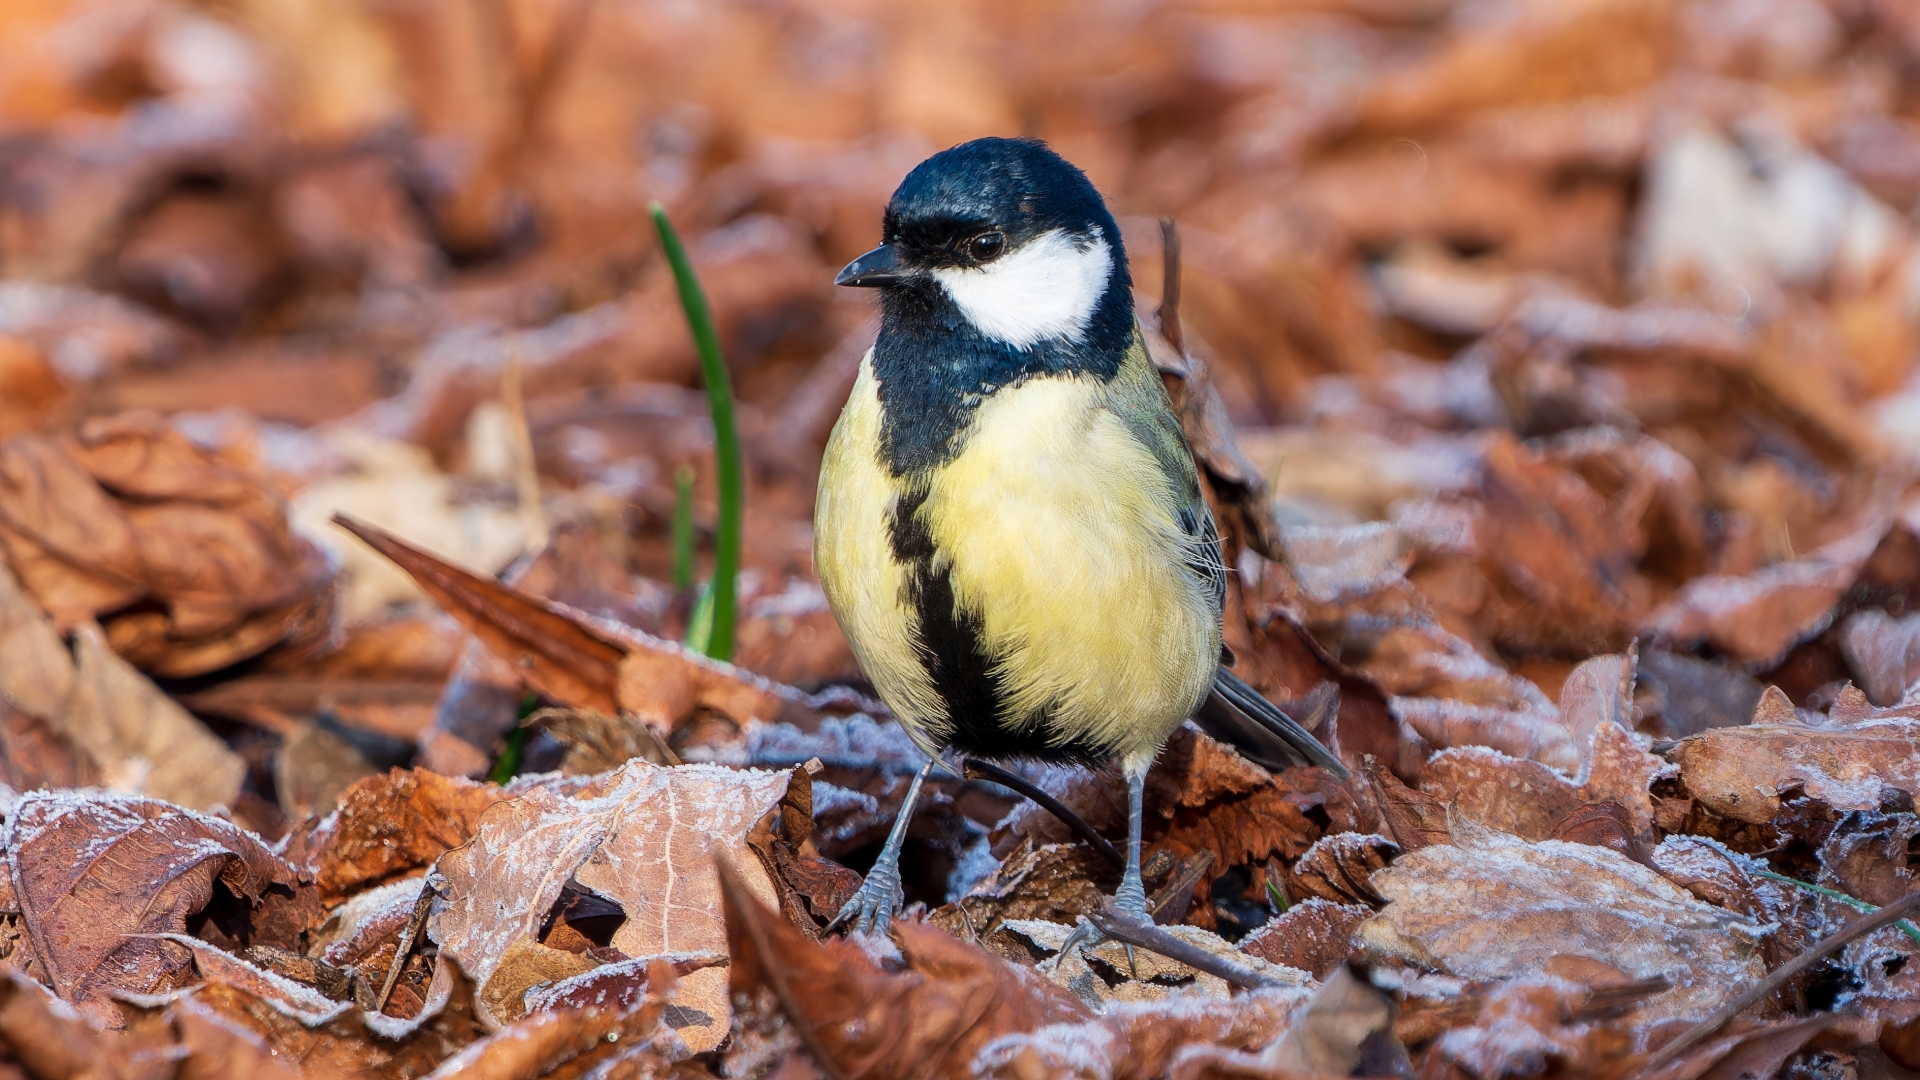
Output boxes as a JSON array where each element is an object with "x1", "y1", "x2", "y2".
[{"x1": 813, "y1": 136, "x2": 1345, "y2": 937}]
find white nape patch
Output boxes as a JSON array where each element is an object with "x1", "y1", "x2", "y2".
[{"x1": 931, "y1": 228, "x2": 1112, "y2": 349}]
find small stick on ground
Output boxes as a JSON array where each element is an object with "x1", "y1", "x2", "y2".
[
  {"x1": 374, "y1": 878, "x2": 440, "y2": 1014},
  {"x1": 964, "y1": 759, "x2": 1124, "y2": 870},
  {"x1": 1086, "y1": 907, "x2": 1290, "y2": 991},
  {"x1": 1639, "y1": 890, "x2": 1920, "y2": 1076}
]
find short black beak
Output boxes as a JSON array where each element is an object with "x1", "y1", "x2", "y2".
[{"x1": 836, "y1": 244, "x2": 905, "y2": 288}]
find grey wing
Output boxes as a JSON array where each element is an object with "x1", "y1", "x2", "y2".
[{"x1": 1177, "y1": 502, "x2": 1229, "y2": 616}]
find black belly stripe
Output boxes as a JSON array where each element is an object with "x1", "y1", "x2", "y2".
[{"x1": 886, "y1": 485, "x2": 1107, "y2": 765}]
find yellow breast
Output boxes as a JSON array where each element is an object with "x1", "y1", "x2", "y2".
[{"x1": 814, "y1": 349, "x2": 1220, "y2": 767}]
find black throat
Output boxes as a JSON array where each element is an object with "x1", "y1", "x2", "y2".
[{"x1": 869, "y1": 274, "x2": 1134, "y2": 477}]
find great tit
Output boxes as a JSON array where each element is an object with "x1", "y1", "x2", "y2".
[{"x1": 815, "y1": 137, "x2": 1344, "y2": 936}]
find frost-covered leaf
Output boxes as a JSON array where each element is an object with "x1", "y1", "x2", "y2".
[
  {"x1": 1673, "y1": 711, "x2": 1920, "y2": 824},
  {"x1": 286, "y1": 767, "x2": 505, "y2": 905},
  {"x1": 430, "y1": 760, "x2": 795, "y2": 1048},
  {"x1": 6, "y1": 790, "x2": 294, "y2": 1023},
  {"x1": 719, "y1": 854, "x2": 1089, "y2": 1080},
  {"x1": 1422, "y1": 721, "x2": 1665, "y2": 840},
  {"x1": 1358, "y1": 821, "x2": 1767, "y2": 1023}
]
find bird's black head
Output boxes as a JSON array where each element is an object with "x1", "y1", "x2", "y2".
[{"x1": 838, "y1": 137, "x2": 1132, "y2": 351}]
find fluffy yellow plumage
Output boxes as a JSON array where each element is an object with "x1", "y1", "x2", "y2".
[{"x1": 815, "y1": 333, "x2": 1218, "y2": 773}]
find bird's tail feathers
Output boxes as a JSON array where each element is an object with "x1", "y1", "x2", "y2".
[{"x1": 1194, "y1": 668, "x2": 1349, "y2": 778}]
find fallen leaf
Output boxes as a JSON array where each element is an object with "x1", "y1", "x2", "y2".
[
  {"x1": 1288, "y1": 833, "x2": 1398, "y2": 907},
  {"x1": 1672, "y1": 710, "x2": 1920, "y2": 824},
  {"x1": 720, "y1": 855, "x2": 1091, "y2": 1080},
  {"x1": 1422, "y1": 721, "x2": 1665, "y2": 841},
  {"x1": 0, "y1": 697, "x2": 93, "y2": 792},
  {"x1": 1359, "y1": 819, "x2": 1767, "y2": 1023},
  {"x1": 1840, "y1": 608, "x2": 1920, "y2": 707},
  {"x1": 0, "y1": 560, "x2": 244, "y2": 810},
  {"x1": 0, "y1": 413, "x2": 337, "y2": 678},
  {"x1": 419, "y1": 958, "x2": 689, "y2": 1080},
  {"x1": 430, "y1": 760, "x2": 796, "y2": 1048},
  {"x1": 171, "y1": 993, "x2": 303, "y2": 1080},
  {"x1": 286, "y1": 768, "x2": 506, "y2": 905},
  {"x1": 1645, "y1": 507, "x2": 1895, "y2": 667},
  {"x1": 334, "y1": 513, "x2": 871, "y2": 739},
  {"x1": 6, "y1": 791, "x2": 295, "y2": 1023},
  {"x1": 1238, "y1": 899, "x2": 1371, "y2": 979},
  {"x1": 140, "y1": 933, "x2": 351, "y2": 1026}
]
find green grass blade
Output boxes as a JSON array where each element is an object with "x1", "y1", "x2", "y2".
[
  {"x1": 1754, "y1": 869, "x2": 1920, "y2": 947},
  {"x1": 671, "y1": 464, "x2": 696, "y2": 592},
  {"x1": 651, "y1": 203, "x2": 741, "y2": 662}
]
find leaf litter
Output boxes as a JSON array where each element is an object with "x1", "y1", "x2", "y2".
[{"x1": 3, "y1": 0, "x2": 1920, "y2": 1076}]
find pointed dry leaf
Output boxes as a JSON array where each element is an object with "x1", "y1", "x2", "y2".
[
  {"x1": 1359, "y1": 821, "x2": 1766, "y2": 1023},
  {"x1": 334, "y1": 513, "x2": 868, "y2": 735},
  {"x1": 6, "y1": 791, "x2": 294, "y2": 1022}
]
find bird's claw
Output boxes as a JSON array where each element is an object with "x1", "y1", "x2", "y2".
[
  {"x1": 826, "y1": 862, "x2": 903, "y2": 936},
  {"x1": 1058, "y1": 874, "x2": 1150, "y2": 971}
]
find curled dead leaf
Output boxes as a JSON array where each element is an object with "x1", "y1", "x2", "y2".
[{"x1": 6, "y1": 791, "x2": 295, "y2": 1023}]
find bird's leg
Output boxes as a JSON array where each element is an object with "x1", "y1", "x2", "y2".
[
  {"x1": 1057, "y1": 757, "x2": 1153, "y2": 974},
  {"x1": 827, "y1": 754, "x2": 936, "y2": 936},
  {"x1": 1112, "y1": 759, "x2": 1151, "y2": 920}
]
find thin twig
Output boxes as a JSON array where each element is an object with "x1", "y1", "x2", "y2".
[
  {"x1": 1157, "y1": 218, "x2": 1185, "y2": 356},
  {"x1": 964, "y1": 759, "x2": 1124, "y2": 870},
  {"x1": 374, "y1": 878, "x2": 439, "y2": 1014},
  {"x1": 1085, "y1": 908, "x2": 1289, "y2": 991},
  {"x1": 1639, "y1": 890, "x2": 1920, "y2": 1076},
  {"x1": 500, "y1": 347, "x2": 548, "y2": 554}
]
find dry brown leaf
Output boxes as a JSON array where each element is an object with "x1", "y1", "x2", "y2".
[
  {"x1": 171, "y1": 993, "x2": 304, "y2": 1080},
  {"x1": 1238, "y1": 900, "x2": 1371, "y2": 979},
  {"x1": 0, "y1": 697, "x2": 92, "y2": 792},
  {"x1": 1422, "y1": 721, "x2": 1665, "y2": 841},
  {"x1": 720, "y1": 855, "x2": 1091, "y2": 1080},
  {"x1": 286, "y1": 768, "x2": 506, "y2": 905},
  {"x1": 179, "y1": 979, "x2": 482, "y2": 1080},
  {"x1": 430, "y1": 760, "x2": 795, "y2": 1048},
  {"x1": 6, "y1": 791, "x2": 295, "y2": 1023},
  {"x1": 1673, "y1": 710, "x2": 1920, "y2": 824},
  {"x1": 1288, "y1": 833, "x2": 1397, "y2": 907},
  {"x1": 334, "y1": 513, "x2": 870, "y2": 739},
  {"x1": 1359, "y1": 819, "x2": 1766, "y2": 1024},
  {"x1": 419, "y1": 959, "x2": 686, "y2": 1080},
  {"x1": 1840, "y1": 608, "x2": 1920, "y2": 707},
  {"x1": 0, "y1": 414, "x2": 336, "y2": 677},
  {"x1": 0, "y1": 560, "x2": 244, "y2": 810},
  {"x1": 1645, "y1": 506, "x2": 1896, "y2": 667},
  {"x1": 0, "y1": 963, "x2": 174, "y2": 1080},
  {"x1": 140, "y1": 933, "x2": 351, "y2": 1026}
]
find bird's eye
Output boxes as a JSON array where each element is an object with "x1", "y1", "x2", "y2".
[{"x1": 968, "y1": 231, "x2": 1006, "y2": 263}]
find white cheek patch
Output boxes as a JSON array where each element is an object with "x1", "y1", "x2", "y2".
[{"x1": 931, "y1": 228, "x2": 1113, "y2": 349}]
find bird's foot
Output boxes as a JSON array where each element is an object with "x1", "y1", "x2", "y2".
[
  {"x1": 1058, "y1": 870, "x2": 1151, "y2": 972},
  {"x1": 826, "y1": 860, "x2": 903, "y2": 936}
]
